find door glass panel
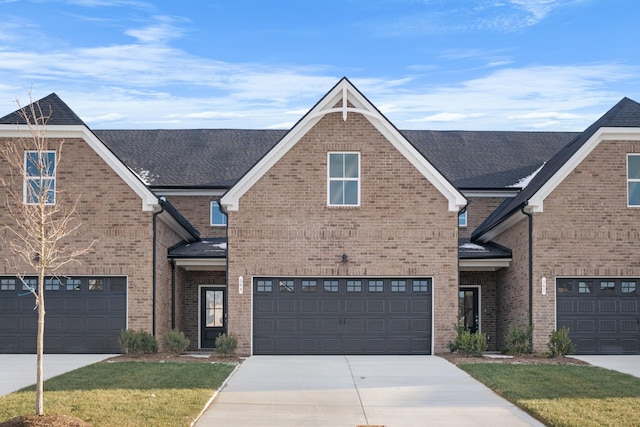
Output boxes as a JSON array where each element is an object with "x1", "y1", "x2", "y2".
[{"x1": 206, "y1": 290, "x2": 224, "y2": 328}]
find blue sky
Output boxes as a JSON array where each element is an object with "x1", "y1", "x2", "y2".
[{"x1": 0, "y1": 0, "x2": 638, "y2": 130}]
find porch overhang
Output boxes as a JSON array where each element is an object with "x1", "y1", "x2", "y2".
[
  {"x1": 459, "y1": 239, "x2": 512, "y2": 271},
  {"x1": 168, "y1": 238, "x2": 227, "y2": 271}
]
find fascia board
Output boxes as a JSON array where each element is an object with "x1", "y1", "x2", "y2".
[
  {"x1": 475, "y1": 210, "x2": 527, "y2": 243},
  {"x1": 462, "y1": 190, "x2": 519, "y2": 198},
  {"x1": 153, "y1": 188, "x2": 227, "y2": 197},
  {"x1": 529, "y1": 127, "x2": 640, "y2": 213},
  {"x1": 459, "y1": 258, "x2": 512, "y2": 271},
  {"x1": 221, "y1": 79, "x2": 466, "y2": 212},
  {"x1": 0, "y1": 124, "x2": 159, "y2": 212},
  {"x1": 157, "y1": 210, "x2": 196, "y2": 242}
]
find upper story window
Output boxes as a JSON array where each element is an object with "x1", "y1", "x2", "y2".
[
  {"x1": 24, "y1": 151, "x2": 56, "y2": 205},
  {"x1": 328, "y1": 152, "x2": 360, "y2": 206},
  {"x1": 628, "y1": 154, "x2": 640, "y2": 206},
  {"x1": 210, "y1": 201, "x2": 227, "y2": 226},
  {"x1": 458, "y1": 210, "x2": 467, "y2": 227}
]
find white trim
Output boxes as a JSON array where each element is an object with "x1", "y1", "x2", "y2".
[
  {"x1": 627, "y1": 153, "x2": 640, "y2": 207},
  {"x1": 174, "y1": 258, "x2": 226, "y2": 271},
  {"x1": 154, "y1": 188, "x2": 226, "y2": 197},
  {"x1": 221, "y1": 79, "x2": 465, "y2": 213},
  {"x1": 327, "y1": 152, "x2": 361, "y2": 207},
  {"x1": 459, "y1": 258, "x2": 512, "y2": 271},
  {"x1": 0, "y1": 124, "x2": 159, "y2": 212},
  {"x1": 476, "y1": 210, "x2": 528, "y2": 243},
  {"x1": 529, "y1": 127, "x2": 640, "y2": 212},
  {"x1": 462, "y1": 190, "x2": 519, "y2": 198}
]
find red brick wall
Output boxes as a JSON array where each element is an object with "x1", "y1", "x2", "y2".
[
  {"x1": 226, "y1": 112, "x2": 459, "y2": 354},
  {"x1": 532, "y1": 138, "x2": 640, "y2": 349},
  {"x1": 0, "y1": 136, "x2": 156, "y2": 335}
]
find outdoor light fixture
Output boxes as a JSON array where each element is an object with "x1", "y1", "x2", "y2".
[
  {"x1": 33, "y1": 253, "x2": 40, "y2": 262},
  {"x1": 341, "y1": 253, "x2": 349, "y2": 263}
]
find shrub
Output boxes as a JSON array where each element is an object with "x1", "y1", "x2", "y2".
[
  {"x1": 215, "y1": 334, "x2": 238, "y2": 358},
  {"x1": 448, "y1": 322, "x2": 487, "y2": 357},
  {"x1": 163, "y1": 329, "x2": 190, "y2": 354},
  {"x1": 504, "y1": 324, "x2": 533, "y2": 356},
  {"x1": 119, "y1": 329, "x2": 158, "y2": 354},
  {"x1": 548, "y1": 327, "x2": 575, "y2": 357}
]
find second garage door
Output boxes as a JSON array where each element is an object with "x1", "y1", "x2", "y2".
[
  {"x1": 557, "y1": 278, "x2": 640, "y2": 354},
  {"x1": 253, "y1": 277, "x2": 432, "y2": 355}
]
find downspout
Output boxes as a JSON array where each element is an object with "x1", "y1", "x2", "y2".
[
  {"x1": 521, "y1": 204, "x2": 533, "y2": 340},
  {"x1": 170, "y1": 258, "x2": 176, "y2": 330},
  {"x1": 152, "y1": 197, "x2": 166, "y2": 337},
  {"x1": 219, "y1": 202, "x2": 230, "y2": 336}
]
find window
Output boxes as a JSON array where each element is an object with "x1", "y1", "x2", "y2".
[
  {"x1": 89, "y1": 278, "x2": 104, "y2": 291},
  {"x1": 328, "y1": 152, "x2": 360, "y2": 206},
  {"x1": 301, "y1": 280, "x2": 317, "y2": 293},
  {"x1": 45, "y1": 278, "x2": 60, "y2": 291},
  {"x1": 628, "y1": 154, "x2": 640, "y2": 206},
  {"x1": 323, "y1": 280, "x2": 338, "y2": 292},
  {"x1": 391, "y1": 280, "x2": 406, "y2": 292},
  {"x1": 1, "y1": 278, "x2": 16, "y2": 291},
  {"x1": 368, "y1": 280, "x2": 383, "y2": 292},
  {"x1": 413, "y1": 280, "x2": 430, "y2": 293},
  {"x1": 600, "y1": 281, "x2": 615, "y2": 292},
  {"x1": 458, "y1": 210, "x2": 467, "y2": 227},
  {"x1": 66, "y1": 279, "x2": 81, "y2": 291},
  {"x1": 578, "y1": 281, "x2": 592, "y2": 294},
  {"x1": 622, "y1": 281, "x2": 636, "y2": 294},
  {"x1": 22, "y1": 278, "x2": 37, "y2": 291},
  {"x1": 210, "y1": 201, "x2": 227, "y2": 226},
  {"x1": 257, "y1": 280, "x2": 272, "y2": 292},
  {"x1": 346, "y1": 280, "x2": 361, "y2": 292},
  {"x1": 24, "y1": 151, "x2": 56, "y2": 205},
  {"x1": 279, "y1": 280, "x2": 294, "y2": 293}
]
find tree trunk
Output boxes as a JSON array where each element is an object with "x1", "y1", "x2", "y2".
[{"x1": 35, "y1": 272, "x2": 45, "y2": 415}]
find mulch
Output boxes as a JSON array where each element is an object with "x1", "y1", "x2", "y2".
[{"x1": 439, "y1": 352, "x2": 590, "y2": 366}]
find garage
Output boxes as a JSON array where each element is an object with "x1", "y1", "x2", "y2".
[
  {"x1": 557, "y1": 278, "x2": 640, "y2": 354},
  {"x1": 0, "y1": 276, "x2": 127, "y2": 354},
  {"x1": 253, "y1": 277, "x2": 432, "y2": 355}
]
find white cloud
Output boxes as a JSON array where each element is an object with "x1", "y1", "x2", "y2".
[{"x1": 410, "y1": 112, "x2": 486, "y2": 123}]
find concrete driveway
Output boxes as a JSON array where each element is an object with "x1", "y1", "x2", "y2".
[
  {"x1": 571, "y1": 355, "x2": 640, "y2": 378},
  {"x1": 195, "y1": 356, "x2": 544, "y2": 427},
  {"x1": 0, "y1": 354, "x2": 115, "y2": 396}
]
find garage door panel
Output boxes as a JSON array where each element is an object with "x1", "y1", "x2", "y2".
[
  {"x1": 253, "y1": 277, "x2": 432, "y2": 355},
  {"x1": 557, "y1": 278, "x2": 640, "y2": 355}
]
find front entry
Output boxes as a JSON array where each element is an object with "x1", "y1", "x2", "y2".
[
  {"x1": 200, "y1": 287, "x2": 226, "y2": 349},
  {"x1": 459, "y1": 287, "x2": 480, "y2": 333}
]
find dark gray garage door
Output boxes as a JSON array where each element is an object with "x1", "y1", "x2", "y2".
[
  {"x1": 253, "y1": 277, "x2": 432, "y2": 355},
  {"x1": 0, "y1": 276, "x2": 126, "y2": 354},
  {"x1": 557, "y1": 278, "x2": 640, "y2": 354}
]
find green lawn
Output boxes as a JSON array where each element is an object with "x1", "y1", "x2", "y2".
[
  {"x1": 459, "y1": 363, "x2": 640, "y2": 427},
  {"x1": 0, "y1": 361, "x2": 236, "y2": 427}
]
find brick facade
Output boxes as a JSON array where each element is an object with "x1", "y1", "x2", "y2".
[{"x1": 226, "y1": 111, "x2": 459, "y2": 355}]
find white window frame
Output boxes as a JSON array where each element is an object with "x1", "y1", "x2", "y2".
[
  {"x1": 458, "y1": 210, "x2": 467, "y2": 227},
  {"x1": 627, "y1": 154, "x2": 640, "y2": 207},
  {"x1": 24, "y1": 150, "x2": 56, "y2": 205},
  {"x1": 210, "y1": 200, "x2": 227, "y2": 226},
  {"x1": 327, "y1": 152, "x2": 360, "y2": 207}
]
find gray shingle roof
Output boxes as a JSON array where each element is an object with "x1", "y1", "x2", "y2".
[
  {"x1": 95, "y1": 129, "x2": 286, "y2": 187},
  {"x1": 459, "y1": 238, "x2": 512, "y2": 259},
  {"x1": 472, "y1": 97, "x2": 640, "y2": 241},
  {"x1": 95, "y1": 128, "x2": 576, "y2": 190},
  {"x1": 0, "y1": 93, "x2": 85, "y2": 126}
]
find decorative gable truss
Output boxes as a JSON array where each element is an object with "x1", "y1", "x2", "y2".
[{"x1": 221, "y1": 77, "x2": 466, "y2": 212}]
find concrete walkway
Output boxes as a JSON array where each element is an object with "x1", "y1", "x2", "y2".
[
  {"x1": 0, "y1": 354, "x2": 115, "y2": 396},
  {"x1": 571, "y1": 355, "x2": 640, "y2": 378},
  {"x1": 196, "y1": 356, "x2": 544, "y2": 427}
]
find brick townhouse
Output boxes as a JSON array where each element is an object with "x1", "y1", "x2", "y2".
[{"x1": 1, "y1": 78, "x2": 639, "y2": 355}]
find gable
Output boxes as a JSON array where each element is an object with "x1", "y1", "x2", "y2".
[
  {"x1": 473, "y1": 97, "x2": 640, "y2": 242},
  {"x1": 221, "y1": 78, "x2": 465, "y2": 212}
]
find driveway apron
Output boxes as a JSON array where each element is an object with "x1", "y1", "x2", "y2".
[
  {"x1": 196, "y1": 355, "x2": 543, "y2": 427},
  {"x1": 0, "y1": 354, "x2": 115, "y2": 397}
]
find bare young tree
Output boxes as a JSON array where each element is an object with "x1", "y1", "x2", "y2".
[{"x1": 0, "y1": 96, "x2": 94, "y2": 415}]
